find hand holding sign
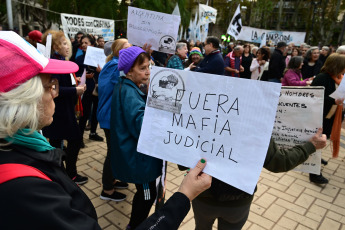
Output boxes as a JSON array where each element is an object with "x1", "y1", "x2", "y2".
[{"x1": 309, "y1": 128, "x2": 327, "y2": 149}]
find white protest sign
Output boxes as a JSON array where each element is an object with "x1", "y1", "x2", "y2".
[
  {"x1": 330, "y1": 78, "x2": 345, "y2": 100},
  {"x1": 137, "y1": 67, "x2": 281, "y2": 194},
  {"x1": 272, "y1": 87, "x2": 324, "y2": 174},
  {"x1": 84, "y1": 46, "x2": 106, "y2": 68},
  {"x1": 199, "y1": 4, "x2": 217, "y2": 25},
  {"x1": 36, "y1": 43, "x2": 45, "y2": 55},
  {"x1": 61, "y1": 13, "x2": 114, "y2": 41},
  {"x1": 227, "y1": 4, "x2": 242, "y2": 40},
  {"x1": 237, "y1": 26, "x2": 306, "y2": 45},
  {"x1": 127, "y1": 7, "x2": 180, "y2": 54},
  {"x1": 44, "y1": 34, "x2": 52, "y2": 59}
]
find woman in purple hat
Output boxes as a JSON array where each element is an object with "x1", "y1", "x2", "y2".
[{"x1": 109, "y1": 46, "x2": 163, "y2": 229}]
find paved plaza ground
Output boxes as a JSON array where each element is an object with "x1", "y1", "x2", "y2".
[{"x1": 78, "y1": 127, "x2": 345, "y2": 230}]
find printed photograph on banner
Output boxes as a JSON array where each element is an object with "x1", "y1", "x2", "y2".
[
  {"x1": 272, "y1": 87, "x2": 324, "y2": 174},
  {"x1": 127, "y1": 7, "x2": 180, "y2": 54},
  {"x1": 138, "y1": 66, "x2": 281, "y2": 194},
  {"x1": 147, "y1": 68, "x2": 185, "y2": 114}
]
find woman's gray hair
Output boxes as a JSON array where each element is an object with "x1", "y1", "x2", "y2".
[
  {"x1": 305, "y1": 46, "x2": 319, "y2": 61},
  {"x1": 336, "y1": 45, "x2": 345, "y2": 54},
  {"x1": 251, "y1": 46, "x2": 258, "y2": 53},
  {"x1": 0, "y1": 76, "x2": 44, "y2": 140},
  {"x1": 176, "y1": 42, "x2": 187, "y2": 52}
]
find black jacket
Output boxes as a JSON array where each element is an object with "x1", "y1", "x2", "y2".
[
  {"x1": 192, "y1": 50, "x2": 225, "y2": 75},
  {"x1": 0, "y1": 145, "x2": 101, "y2": 230},
  {"x1": 268, "y1": 49, "x2": 286, "y2": 80}
]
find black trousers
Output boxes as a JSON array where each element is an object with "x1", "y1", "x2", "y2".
[
  {"x1": 49, "y1": 138, "x2": 81, "y2": 178},
  {"x1": 102, "y1": 128, "x2": 115, "y2": 190},
  {"x1": 79, "y1": 92, "x2": 99, "y2": 137},
  {"x1": 129, "y1": 180, "x2": 157, "y2": 229}
]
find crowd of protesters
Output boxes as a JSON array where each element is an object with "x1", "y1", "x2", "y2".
[{"x1": 0, "y1": 25, "x2": 343, "y2": 230}]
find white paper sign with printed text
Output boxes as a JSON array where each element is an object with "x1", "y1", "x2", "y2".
[
  {"x1": 127, "y1": 7, "x2": 180, "y2": 54},
  {"x1": 84, "y1": 46, "x2": 106, "y2": 68},
  {"x1": 273, "y1": 87, "x2": 324, "y2": 174},
  {"x1": 137, "y1": 67, "x2": 281, "y2": 194}
]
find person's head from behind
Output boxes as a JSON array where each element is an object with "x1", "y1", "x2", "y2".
[
  {"x1": 204, "y1": 36, "x2": 220, "y2": 55},
  {"x1": 97, "y1": 36, "x2": 105, "y2": 48},
  {"x1": 256, "y1": 47, "x2": 270, "y2": 61},
  {"x1": 233, "y1": 45, "x2": 244, "y2": 57},
  {"x1": 105, "y1": 38, "x2": 131, "y2": 63},
  {"x1": 305, "y1": 46, "x2": 320, "y2": 62},
  {"x1": 287, "y1": 56, "x2": 304, "y2": 72},
  {"x1": 189, "y1": 47, "x2": 202, "y2": 64},
  {"x1": 74, "y1": 31, "x2": 84, "y2": 44},
  {"x1": 27, "y1": 30, "x2": 42, "y2": 48},
  {"x1": 276, "y1": 41, "x2": 287, "y2": 53},
  {"x1": 0, "y1": 31, "x2": 78, "y2": 140},
  {"x1": 336, "y1": 45, "x2": 345, "y2": 55},
  {"x1": 118, "y1": 46, "x2": 151, "y2": 87},
  {"x1": 42, "y1": 30, "x2": 71, "y2": 59},
  {"x1": 321, "y1": 53, "x2": 345, "y2": 76},
  {"x1": 176, "y1": 42, "x2": 188, "y2": 59},
  {"x1": 80, "y1": 34, "x2": 96, "y2": 52}
]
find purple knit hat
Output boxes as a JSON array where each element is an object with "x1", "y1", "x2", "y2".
[{"x1": 118, "y1": 46, "x2": 146, "y2": 74}]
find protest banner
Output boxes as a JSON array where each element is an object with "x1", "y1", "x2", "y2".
[
  {"x1": 61, "y1": 13, "x2": 114, "y2": 41},
  {"x1": 273, "y1": 87, "x2": 324, "y2": 174},
  {"x1": 227, "y1": 4, "x2": 242, "y2": 40},
  {"x1": 84, "y1": 46, "x2": 106, "y2": 68},
  {"x1": 237, "y1": 26, "x2": 306, "y2": 45},
  {"x1": 127, "y1": 7, "x2": 180, "y2": 54},
  {"x1": 137, "y1": 67, "x2": 281, "y2": 194},
  {"x1": 199, "y1": 4, "x2": 217, "y2": 25}
]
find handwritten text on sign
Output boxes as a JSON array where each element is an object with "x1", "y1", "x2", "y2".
[
  {"x1": 127, "y1": 7, "x2": 180, "y2": 54},
  {"x1": 273, "y1": 87, "x2": 324, "y2": 174},
  {"x1": 138, "y1": 67, "x2": 281, "y2": 194}
]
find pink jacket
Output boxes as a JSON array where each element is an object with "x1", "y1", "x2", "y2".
[{"x1": 282, "y1": 69, "x2": 309, "y2": 86}]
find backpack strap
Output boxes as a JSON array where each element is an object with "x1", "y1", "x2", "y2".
[{"x1": 0, "y1": 163, "x2": 52, "y2": 184}]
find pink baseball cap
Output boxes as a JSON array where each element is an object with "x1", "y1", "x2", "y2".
[{"x1": 0, "y1": 31, "x2": 79, "y2": 93}]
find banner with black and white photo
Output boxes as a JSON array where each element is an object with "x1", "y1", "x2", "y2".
[
  {"x1": 61, "y1": 13, "x2": 115, "y2": 41},
  {"x1": 199, "y1": 4, "x2": 217, "y2": 25},
  {"x1": 227, "y1": 4, "x2": 242, "y2": 40},
  {"x1": 237, "y1": 26, "x2": 306, "y2": 45}
]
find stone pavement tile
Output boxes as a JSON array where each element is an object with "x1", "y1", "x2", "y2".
[
  {"x1": 326, "y1": 210, "x2": 343, "y2": 222},
  {"x1": 275, "y1": 198, "x2": 306, "y2": 215},
  {"x1": 91, "y1": 196, "x2": 107, "y2": 208},
  {"x1": 263, "y1": 203, "x2": 286, "y2": 222},
  {"x1": 341, "y1": 224, "x2": 345, "y2": 230},
  {"x1": 304, "y1": 188, "x2": 334, "y2": 203},
  {"x1": 294, "y1": 193, "x2": 315, "y2": 209},
  {"x1": 78, "y1": 163, "x2": 91, "y2": 172},
  {"x1": 171, "y1": 175, "x2": 184, "y2": 187},
  {"x1": 294, "y1": 178, "x2": 323, "y2": 192},
  {"x1": 96, "y1": 203, "x2": 115, "y2": 217},
  {"x1": 104, "y1": 225, "x2": 118, "y2": 230},
  {"x1": 254, "y1": 183, "x2": 269, "y2": 198},
  {"x1": 85, "y1": 178, "x2": 101, "y2": 190},
  {"x1": 170, "y1": 168, "x2": 184, "y2": 177},
  {"x1": 248, "y1": 223, "x2": 268, "y2": 230},
  {"x1": 341, "y1": 189, "x2": 345, "y2": 195},
  {"x1": 295, "y1": 224, "x2": 312, "y2": 230},
  {"x1": 179, "y1": 218, "x2": 195, "y2": 230},
  {"x1": 329, "y1": 174, "x2": 345, "y2": 183},
  {"x1": 329, "y1": 179, "x2": 345, "y2": 190},
  {"x1": 272, "y1": 225, "x2": 289, "y2": 230},
  {"x1": 166, "y1": 180, "x2": 179, "y2": 192},
  {"x1": 285, "y1": 183, "x2": 305, "y2": 197},
  {"x1": 247, "y1": 212, "x2": 274, "y2": 229},
  {"x1": 321, "y1": 184, "x2": 340, "y2": 198},
  {"x1": 255, "y1": 192, "x2": 277, "y2": 209},
  {"x1": 88, "y1": 160, "x2": 104, "y2": 171},
  {"x1": 267, "y1": 187, "x2": 296, "y2": 203},
  {"x1": 250, "y1": 203, "x2": 265, "y2": 215},
  {"x1": 260, "y1": 170, "x2": 280, "y2": 182},
  {"x1": 334, "y1": 193, "x2": 345, "y2": 208},
  {"x1": 81, "y1": 145, "x2": 101, "y2": 153},
  {"x1": 109, "y1": 200, "x2": 133, "y2": 216},
  {"x1": 81, "y1": 186, "x2": 97, "y2": 200},
  {"x1": 284, "y1": 210, "x2": 319, "y2": 229},
  {"x1": 277, "y1": 174, "x2": 296, "y2": 187},
  {"x1": 242, "y1": 220, "x2": 252, "y2": 229},
  {"x1": 306, "y1": 204, "x2": 327, "y2": 222},
  {"x1": 276, "y1": 216, "x2": 298, "y2": 230},
  {"x1": 98, "y1": 217, "x2": 111, "y2": 229},
  {"x1": 318, "y1": 217, "x2": 341, "y2": 230},
  {"x1": 105, "y1": 209, "x2": 129, "y2": 229},
  {"x1": 83, "y1": 167, "x2": 102, "y2": 181},
  {"x1": 259, "y1": 178, "x2": 288, "y2": 192}
]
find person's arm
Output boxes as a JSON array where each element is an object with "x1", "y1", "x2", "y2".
[
  {"x1": 284, "y1": 71, "x2": 308, "y2": 86},
  {"x1": 264, "y1": 128, "x2": 326, "y2": 172},
  {"x1": 136, "y1": 159, "x2": 212, "y2": 230},
  {"x1": 250, "y1": 59, "x2": 260, "y2": 72},
  {"x1": 0, "y1": 178, "x2": 101, "y2": 230}
]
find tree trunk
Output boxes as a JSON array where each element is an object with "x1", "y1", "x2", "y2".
[{"x1": 276, "y1": 0, "x2": 284, "y2": 30}]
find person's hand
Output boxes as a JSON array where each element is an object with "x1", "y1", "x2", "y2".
[
  {"x1": 335, "y1": 98, "x2": 344, "y2": 105},
  {"x1": 177, "y1": 159, "x2": 212, "y2": 201},
  {"x1": 309, "y1": 128, "x2": 327, "y2": 150},
  {"x1": 306, "y1": 80, "x2": 312, "y2": 85},
  {"x1": 234, "y1": 69, "x2": 239, "y2": 74},
  {"x1": 86, "y1": 72, "x2": 94, "y2": 79},
  {"x1": 76, "y1": 77, "x2": 81, "y2": 83},
  {"x1": 189, "y1": 62, "x2": 196, "y2": 70},
  {"x1": 76, "y1": 85, "x2": 86, "y2": 96},
  {"x1": 240, "y1": 65, "x2": 244, "y2": 72},
  {"x1": 259, "y1": 60, "x2": 266, "y2": 65},
  {"x1": 96, "y1": 64, "x2": 102, "y2": 73},
  {"x1": 142, "y1": 43, "x2": 153, "y2": 56}
]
